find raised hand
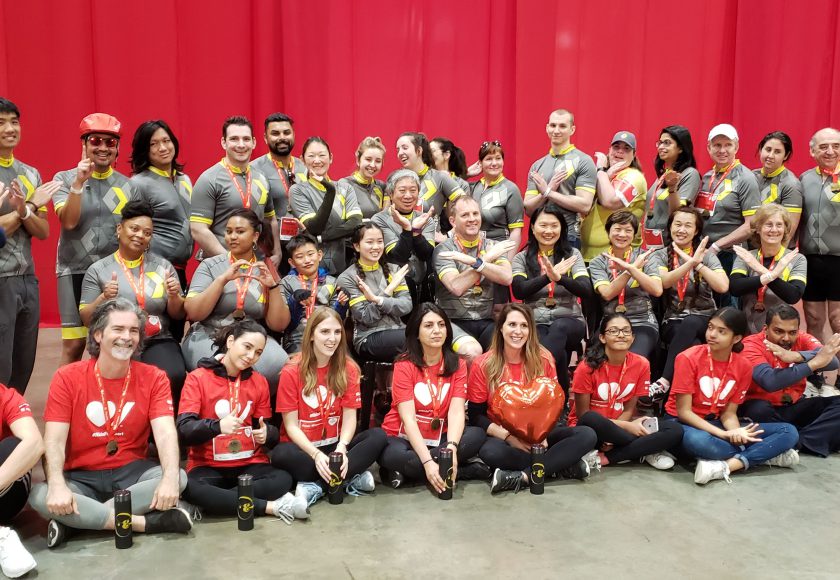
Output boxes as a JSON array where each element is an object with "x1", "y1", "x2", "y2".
[
  {"x1": 356, "y1": 276, "x2": 379, "y2": 304},
  {"x1": 773, "y1": 248, "x2": 800, "y2": 275},
  {"x1": 383, "y1": 264, "x2": 410, "y2": 296},
  {"x1": 437, "y1": 250, "x2": 476, "y2": 266},
  {"x1": 530, "y1": 171, "x2": 549, "y2": 194},
  {"x1": 663, "y1": 170, "x2": 681, "y2": 191},
  {"x1": 483, "y1": 239, "x2": 517, "y2": 263},
  {"x1": 466, "y1": 161, "x2": 482, "y2": 177},
  {"x1": 30, "y1": 180, "x2": 62, "y2": 209},
  {"x1": 253, "y1": 416, "x2": 268, "y2": 445},
  {"x1": 103, "y1": 272, "x2": 120, "y2": 299},
  {"x1": 411, "y1": 207, "x2": 435, "y2": 231},
  {"x1": 389, "y1": 205, "x2": 412, "y2": 231},
  {"x1": 224, "y1": 259, "x2": 252, "y2": 282},
  {"x1": 547, "y1": 168, "x2": 567, "y2": 192},
  {"x1": 732, "y1": 245, "x2": 766, "y2": 274},
  {"x1": 165, "y1": 272, "x2": 182, "y2": 297}
]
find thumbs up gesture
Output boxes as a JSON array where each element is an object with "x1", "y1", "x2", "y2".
[
  {"x1": 253, "y1": 416, "x2": 268, "y2": 445},
  {"x1": 103, "y1": 271, "x2": 120, "y2": 299}
]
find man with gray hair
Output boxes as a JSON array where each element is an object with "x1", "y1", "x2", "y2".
[
  {"x1": 370, "y1": 169, "x2": 436, "y2": 300},
  {"x1": 800, "y1": 128, "x2": 840, "y2": 388},
  {"x1": 29, "y1": 297, "x2": 191, "y2": 548}
]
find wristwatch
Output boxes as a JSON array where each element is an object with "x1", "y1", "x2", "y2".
[{"x1": 471, "y1": 257, "x2": 484, "y2": 270}]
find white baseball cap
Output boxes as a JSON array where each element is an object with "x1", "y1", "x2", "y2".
[{"x1": 708, "y1": 124, "x2": 738, "y2": 141}]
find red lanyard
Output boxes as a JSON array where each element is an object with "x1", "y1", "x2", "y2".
[
  {"x1": 229, "y1": 253, "x2": 257, "y2": 312},
  {"x1": 756, "y1": 249, "x2": 779, "y2": 306},
  {"x1": 223, "y1": 161, "x2": 252, "y2": 209},
  {"x1": 298, "y1": 274, "x2": 319, "y2": 318},
  {"x1": 539, "y1": 251, "x2": 555, "y2": 300},
  {"x1": 647, "y1": 169, "x2": 673, "y2": 213},
  {"x1": 94, "y1": 362, "x2": 132, "y2": 440},
  {"x1": 227, "y1": 375, "x2": 242, "y2": 411},
  {"x1": 609, "y1": 247, "x2": 631, "y2": 308},
  {"x1": 603, "y1": 358, "x2": 629, "y2": 410},
  {"x1": 706, "y1": 346, "x2": 733, "y2": 409},
  {"x1": 313, "y1": 384, "x2": 335, "y2": 434},
  {"x1": 454, "y1": 235, "x2": 483, "y2": 289},
  {"x1": 422, "y1": 361, "x2": 446, "y2": 419},
  {"x1": 673, "y1": 247, "x2": 693, "y2": 302},
  {"x1": 706, "y1": 161, "x2": 738, "y2": 198},
  {"x1": 114, "y1": 253, "x2": 146, "y2": 310},
  {"x1": 271, "y1": 156, "x2": 296, "y2": 193}
]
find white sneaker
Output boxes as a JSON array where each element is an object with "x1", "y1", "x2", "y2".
[
  {"x1": 649, "y1": 378, "x2": 670, "y2": 398},
  {"x1": 0, "y1": 526, "x2": 36, "y2": 578},
  {"x1": 582, "y1": 450, "x2": 601, "y2": 471},
  {"x1": 803, "y1": 381, "x2": 821, "y2": 398},
  {"x1": 642, "y1": 452, "x2": 675, "y2": 470},
  {"x1": 272, "y1": 492, "x2": 310, "y2": 524},
  {"x1": 765, "y1": 448, "x2": 800, "y2": 468},
  {"x1": 295, "y1": 482, "x2": 325, "y2": 508},
  {"x1": 694, "y1": 459, "x2": 732, "y2": 485},
  {"x1": 820, "y1": 384, "x2": 840, "y2": 398},
  {"x1": 345, "y1": 471, "x2": 375, "y2": 496}
]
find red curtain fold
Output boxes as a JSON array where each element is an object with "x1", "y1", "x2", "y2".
[{"x1": 0, "y1": 0, "x2": 837, "y2": 325}]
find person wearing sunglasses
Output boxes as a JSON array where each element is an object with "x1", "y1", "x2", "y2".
[
  {"x1": 338, "y1": 137, "x2": 388, "y2": 220},
  {"x1": 190, "y1": 116, "x2": 281, "y2": 268},
  {"x1": 52, "y1": 113, "x2": 134, "y2": 366},
  {"x1": 641, "y1": 125, "x2": 701, "y2": 249},
  {"x1": 523, "y1": 109, "x2": 597, "y2": 248}
]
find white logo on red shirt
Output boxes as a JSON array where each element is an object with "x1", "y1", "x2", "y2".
[
  {"x1": 596, "y1": 382, "x2": 636, "y2": 411},
  {"x1": 414, "y1": 381, "x2": 450, "y2": 406},
  {"x1": 18, "y1": 403, "x2": 31, "y2": 414},
  {"x1": 85, "y1": 401, "x2": 135, "y2": 428},
  {"x1": 302, "y1": 385, "x2": 330, "y2": 409},
  {"x1": 698, "y1": 376, "x2": 736, "y2": 405},
  {"x1": 214, "y1": 398, "x2": 254, "y2": 419}
]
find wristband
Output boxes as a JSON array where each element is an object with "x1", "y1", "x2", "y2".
[
  {"x1": 694, "y1": 263, "x2": 705, "y2": 272},
  {"x1": 69, "y1": 186, "x2": 83, "y2": 195},
  {"x1": 471, "y1": 257, "x2": 484, "y2": 271},
  {"x1": 446, "y1": 440, "x2": 459, "y2": 448},
  {"x1": 597, "y1": 167, "x2": 608, "y2": 173},
  {"x1": 20, "y1": 206, "x2": 33, "y2": 221},
  {"x1": 268, "y1": 281, "x2": 280, "y2": 290},
  {"x1": 422, "y1": 458, "x2": 433, "y2": 466},
  {"x1": 541, "y1": 189, "x2": 552, "y2": 198},
  {"x1": 710, "y1": 242, "x2": 721, "y2": 254},
  {"x1": 503, "y1": 432, "x2": 511, "y2": 441}
]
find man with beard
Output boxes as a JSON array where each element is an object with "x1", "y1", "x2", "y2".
[
  {"x1": 53, "y1": 113, "x2": 134, "y2": 365},
  {"x1": 29, "y1": 297, "x2": 192, "y2": 548},
  {"x1": 740, "y1": 304, "x2": 840, "y2": 457}
]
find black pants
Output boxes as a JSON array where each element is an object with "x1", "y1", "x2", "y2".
[
  {"x1": 141, "y1": 338, "x2": 187, "y2": 413},
  {"x1": 577, "y1": 411, "x2": 684, "y2": 464},
  {"x1": 452, "y1": 319, "x2": 495, "y2": 350},
  {"x1": 379, "y1": 426, "x2": 486, "y2": 480},
  {"x1": 0, "y1": 275, "x2": 39, "y2": 394},
  {"x1": 740, "y1": 397, "x2": 840, "y2": 458},
  {"x1": 168, "y1": 266, "x2": 189, "y2": 344},
  {"x1": 537, "y1": 318, "x2": 587, "y2": 392},
  {"x1": 357, "y1": 329, "x2": 406, "y2": 363},
  {"x1": 185, "y1": 462, "x2": 293, "y2": 517},
  {"x1": 270, "y1": 428, "x2": 387, "y2": 487},
  {"x1": 478, "y1": 426, "x2": 596, "y2": 477},
  {"x1": 660, "y1": 315, "x2": 709, "y2": 382},
  {"x1": 0, "y1": 437, "x2": 31, "y2": 522},
  {"x1": 630, "y1": 325, "x2": 659, "y2": 362}
]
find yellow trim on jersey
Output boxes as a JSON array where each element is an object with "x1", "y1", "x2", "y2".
[
  {"x1": 525, "y1": 189, "x2": 540, "y2": 197},
  {"x1": 576, "y1": 186, "x2": 596, "y2": 194},
  {"x1": 417, "y1": 165, "x2": 430, "y2": 177},
  {"x1": 111, "y1": 187, "x2": 128, "y2": 214},
  {"x1": 421, "y1": 179, "x2": 437, "y2": 201},
  {"x1": 508, "y1": 221, "x2": 524, "y2": 229},
  {"x1": 54, "y1": 200, "x2": 66, "y2": 211},
  {"x1": 385, "y1": 241, "x2": 398, "y2": 253},
  {"x1": 18, "y1": 174, "x2": 35, "y2": 196},
  {"x1": 256, "y1": 179, "x2": 269, "y2": 204},
  {"x1": 189, "y1": 215, "x2": 213, "y2": 224},
  {"x1": 452, "y1": 334, "x2": 479, "y2": 353},
  {"x1": 763, "y1": 183, "x2": 779, "y2": 204},
  {"x1": 0, "y1": 156, "x2": 13, "y2": 167},
  {"x1": 512, "y1": 271, "x2": 527, "y2": 278},
  {"x1": 298, "y1": 212, "x2": 317, "y2": 223},
  {"x1": 480, "y1": 174, "x2": 505, "y2": 188},
  {"x1": 438, "y1": 267, "x2": 458, "y2": 279},
  {"x1": 761, "y1": 166, "x2": 785, "y2": 178},
  {"x1": 149, "y1": 166, "x2": 173, "y2": 178},
  {"x1": 572, "y1": 270, "x2": 590, "y2": 279},
  {"x1": 550, "y1": 145, "x2": 576, "y2": 157},
  {"x1": 455, "y1": 235, "x2": 480, "y2": 248},
  {"x1": 220, "y1": 159, "x2": 250, "y2": 174},
  {"x1": 186, "y1": 291, "x2": 200, "y2": 298},
  {"x1": 742, "y1": 209, "x2": 757, "y2": 216},
  {"x1": 358, "y1": 262, "x2": 380, "y2": 272},
  {"x1": 352, "y1": 171, "x2": 372, "y2": 185},
  {"x1": 92, "y1": 167, "x2": 114, "y2": 179},
  {"x1": 786, "y1": 207, "x2": 802, "y2": 213},
  {"x1": 115, "y1": 252, "x2": 143, "y2": 268},
  {"x1": 730, "y1": 268, "x2": 749, "y2": 276},
  {"x1": 789, "y1": 275, "x2": 807, "y2": 284},
  {"x1": 592, "y1": 280, "x2": 609, "y2": 290},
  {"x1": 346, "y1": 209, "x2": 363, "y2": 219},
  {"x1": 61, "y1": 327, "x2": 88, "y2": 339},
  {"x1": 349, "y1": 295, "x2": 367, "y2": 307},
  {"x1": 394, "y1": 284, "x2": 409, "y2": 293},
  {"x1": 265, "y1": 210, "x2": 276, "y2": 218}
]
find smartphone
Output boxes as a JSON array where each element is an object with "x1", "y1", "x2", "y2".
[{"x1": 641, "y1": 416, "x2": 659, "y2": 434}]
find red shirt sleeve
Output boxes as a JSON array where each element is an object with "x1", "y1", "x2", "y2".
[
  {"x1": 467, "y1": 354, "x2": 489, "y2": 403},
  {"x1": 572, "y1": 361, "x2": 595, "y2": 394},
  {"x1": 148, "y1": 366, "x2": 175, "y2": 419},
  {"x1": 632, "y1": 356, "x2": 651, "y2": 398},
  {"x1": 178, "y1": 370, "x2": 203, "y2": 416},
  {"x1": 276, "y1": 364, "x2": 302, "y2": 413},
  {"x1": 800, "y1": 333, "x2": 822, "y2": 350},
  {"x1": 541, "y1": 354, "x2": 556, "y2": 378},
  {"x1": 729, "y1": 357, "x2": 753, "y2": 406},
  {"x1": 44, "y1": 367, "x2": 75, "y2": 423},
  {"x1": 450, "y1": 359, "x2": 468, "y2": 399},
  {"x1": 391, "y1": 361, "x2": 418, "y2": 406},
  {"x1": 741, "y1": 336, "x2": 769, "y2": 369},
  {"x1": 1, "y1": 386, "x2": 32, "y2": 428},
  {"x1": 670, "y1": 352, "x2": 699, "y2": 396},
  {"x1": 340, "y1": 363, "x2": 362, "y2": 410}
]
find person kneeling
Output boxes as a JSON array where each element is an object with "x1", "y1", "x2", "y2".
[
  {"x1": 29, "y1": 298, "x2": 191, "y2": 548},
  {"x1": 177, "y1": 320, "x2": 308, "y2": 524},
  {"x1": 664, "y1": 307, "x2": 799, "y2": 485},
  {"x1": 570, "y1": 313, "x2": 683, "y2": 470}
]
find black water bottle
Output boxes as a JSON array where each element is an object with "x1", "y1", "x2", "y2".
[
  {"x1": 237, "y1": 474, "x2": 255, "y2": 531},
  {"x1": 530, "y1": 444, "x2": 545, "y2": 495},
  {"x1": 328, "y1": 452, "x2": 344, "y2": 505},
  {"x1": 438, "y1": 448, "x2": 453, "y2": 500},
  {"x1": 113, "y1": 489, "x2": 132, "y2": 549}
]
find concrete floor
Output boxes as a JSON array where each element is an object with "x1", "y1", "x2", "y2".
[{"x1": 10, "y1": 329, "x2": 840, "y2": 579}]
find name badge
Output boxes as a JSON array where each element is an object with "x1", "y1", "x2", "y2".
[{"x1": 212, "y1": 428, "x2": 257, "y2": 461}]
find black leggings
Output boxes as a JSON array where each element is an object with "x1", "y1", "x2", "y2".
[
  {"x1": 577, "y1": 411, "x2": 684, "y2": 464},
  {"x1": 141, "y1": 338, "x2": 187, "y2": 412},
  {"x1": 184, "y1": 462, "x2": 293, "y2": 517},
  {"x1": 452, "y1": 319, "x2": 495, "y2": 350},
  {"x1": 478, "y1": 426, "x2": 596, "y2": 478},
  {"x1": 270, "y1": 428, "x2": 387, "y2": 486},
  {"x1": 630, "y1": 325, "x2": 659, "y2": 361},
  {"x1": 0, "y1": 437, "x2": 31, "y2": 523},
  {"x1": 357, "y1": 329, "x2": 406, "y2": 363},
  {"x1": 660, "y1": 315, "x2": 710, "y2": 382},
  {"x1": 537, "y1": 318, "x2": 587, "y2": 392},
  {"x1": 379, "y1": 426, "x2": 486, "y2": 480}
]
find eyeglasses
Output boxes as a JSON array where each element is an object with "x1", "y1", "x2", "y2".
[
  {"x1": 604, "y1": 328, "x2": 633, "y2": 337},
  {"x1": 655, "y1": 139, "x2": 675, "y2": 148},
  {"x1": 87, "y1": 136, "x2": 119, "y2": 148},
  {"x1": 481, "y1": 140, "x2": 502, "y2": 150}
]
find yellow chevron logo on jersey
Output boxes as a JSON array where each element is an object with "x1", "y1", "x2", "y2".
[
  {"x1": 256, "y1": 179, "x2": 268, "y2": 205},
  {"x1": 716, "y1": 180, "x2": 734, "y2": 202},
  {"x1": 147, "y1": 271, "x2": 165, "y2": 299},
  {"x1": 112, "y1": 187, "x2": 128, "y2": 214},
  {"x1": 17, "y1": 174, "x2": 35, "y2": 196},
  {"x1": 763, "y1": 183, "x2": 779, "y2": 204},
  {"x1": 422, "y1": 179, "x2": 437, "y2": 201}
]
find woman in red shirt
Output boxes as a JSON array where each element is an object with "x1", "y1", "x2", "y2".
[
  {"x1": 177, "y1": 319, "x2": 308, "y2": 523},
  {"x1": 666, "y1": 307, "x2": 799, "y2": 484},
  {"x1": 271, "y1": 308, "x2": 386, "y2": 506},
  {"x1": 570, "y1": 313, "x2": 683, "y2": 470},
  {"x1": 468, "y1": 304, "x2": 597, "y2": 494},
  {"x1": 379, "y1": 303, "x2": 486, "y2": 494}
]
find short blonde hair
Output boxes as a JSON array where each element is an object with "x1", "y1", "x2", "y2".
[
  {"x1": 355, "y1": 136, "x2": 386, "y2": 161},
  {"x1": 749, "y1": 203, "x2": 792, "y2": 247}
]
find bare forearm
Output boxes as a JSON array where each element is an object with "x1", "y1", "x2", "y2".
[
  {"x1": 190, "y1": 224, "x2": 226, "y2": 257},
  {"x1": 0, "y1": 437, "x2": 43, "y2": 490}
]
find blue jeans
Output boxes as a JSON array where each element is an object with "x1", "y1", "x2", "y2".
[{"x1": 678, "y1": 419, "x2": 798, "y2": 470}]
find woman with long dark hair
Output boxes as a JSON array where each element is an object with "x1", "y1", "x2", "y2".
[
  {"x1": 177, "y1": 319, "x2": 308, "y2": 523},
  {"x1": 665, "y1": 308, "x2": 799, "y2": 484},
  {"x1": 430, "y1": 137, "x2": 471, "y2": 192},
  {"x1": 570, "y1": 313, "x2": 683, "y2": 470},
  {"x1": 336, "y1": 223, "x2": 412, "y2": 362},
  {"x1": 288, "y1": 136, "x2": 363, "y2": 275},
  {"x1": 468, "y1": 304, "x2": 596, "y2": 494},
  {"x1": 648, "y1": 207, "x2": 729, "y2": 397},
  {"x1": 641, "y1": 125, "x2": 701, "y2": 249},
  {"x1": 271, "y1": 308, "x2": 386, "y2": 507},
  {"x1": 511, "y1": 205, "x2": 592, "y2": 392},
  {"x1": 378, "y1": 303, "x2": 486, "y2": 493},
  {"x1": 752, "y1": 131, "x2": 803, "y2": 235}
]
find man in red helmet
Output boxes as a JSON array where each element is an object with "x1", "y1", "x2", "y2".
[{"x1": 52, "y1": 113, "x2": 134, "y2": 365}]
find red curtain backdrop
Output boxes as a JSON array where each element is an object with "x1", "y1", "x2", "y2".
[{"x1": 1, "y1": 0, "x2": 838, "y2": 325}]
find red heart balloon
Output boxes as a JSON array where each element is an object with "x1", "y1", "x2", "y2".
[{"x1": 489, "y1": 377, "x2": 565, "y2": 445}]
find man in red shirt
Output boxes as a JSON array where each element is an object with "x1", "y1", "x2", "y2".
[
  {"x1": 740, "y1": 304, "x2": 840, "y2": 457},
  {"x1": 28, "y1": 297, "x2": 191, "y2": 548}
]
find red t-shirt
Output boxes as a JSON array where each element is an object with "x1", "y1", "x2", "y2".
[
  {"x1": 467, "y1": 351, "x2": 556, "y2": 405},
  {"x1": 382, "y1": 358, "x2": 468, "y2": 437},
  {"x1": 179, "y1": 366, "x2": 273, "y2": 471},
  {"x1": 275, "y1": 360, "x2": 361, "y2": 446},
  {"x1": 0, "y1": 384, "x2": 33, "y2": 439},
  {"x1": 44, "y1": 359, "x2": 174, "y2": 471},
  {"x1": 567, "y1": 352, "x2": 650, "y2": 426},
  {"x1": 665, "y1": 344, "x2": 752, "y2": 419},
  {"x1": 742, "y1": 331, "x2": 822, "y2": 406}
]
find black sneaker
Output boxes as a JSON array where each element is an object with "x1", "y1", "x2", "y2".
[
  {"x1": 378, "y1": 466, "x2": 405, "y2": 489},
  {"x1": 489, "y1": 469, "x2": 525, "y2": 494},
  {"x1": 46, "y1": 520, "x2": 68, "y2": 549},
  {"x1": 144, "y1": 507, "x2": 193, "y2": 534},
  {"x1": 458, "y1": 460, "x2": 492, "y2": 481},
  {"x1": 558, "y1": 459, "x2": 591, "y2": 481}
]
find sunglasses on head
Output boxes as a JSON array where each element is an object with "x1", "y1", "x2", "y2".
[
  {"x1": 87, "y1": 136, "x2": 119, "y2": 148},
  {"x1": 481, "y1": 140, "x2": 502, "y2": 150}
]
